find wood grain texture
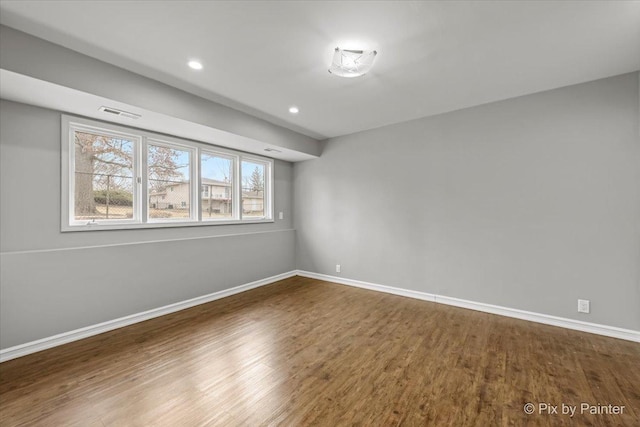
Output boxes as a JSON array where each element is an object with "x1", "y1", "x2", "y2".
[{"x1": 1, "y1": 276, "x2": 639, "y2": 426}]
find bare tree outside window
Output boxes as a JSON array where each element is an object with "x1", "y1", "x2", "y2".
[
  {"x1": 74, "y1": 131, "x2": 134, "y2": 221},
  {"x1": 250, "y1": 166, "x2": 264, "y2": 192},
  {"x1": 241, "y1": 160, "x2": 265, "y2": 217}
]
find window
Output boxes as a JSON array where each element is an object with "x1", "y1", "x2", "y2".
[
  {"x1": 69, "y1": 127, "x2": 139, "y2": 225},
  {"x1": 147, "y1": 142, "x2": 193, "y2": 221},
  {"x1": 62, "y1": 115, "x2": 273, "y2": 231},
  {"x1": 201, "y1": 152, "x2": 234, "y2": 220},
  {"x1": 241, "y1": 160, "x2": 268, "y2": 218}
]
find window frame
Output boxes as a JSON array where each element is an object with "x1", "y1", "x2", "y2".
[
  {"x1": 199, "y1": 149, "x2": 239, "y2": 222},
  {"x1": 240, "y1": 156, "x2": 273, "y2": 221},
  {"x1": 61, "y1": 115, "x2": 274, "y2": 232},
  {"x1": 145, "y1": 137, "x2": 197, "y2": 224},
  {"x1": 63, "y1": 120, "x2": 142, "y2": 230}
]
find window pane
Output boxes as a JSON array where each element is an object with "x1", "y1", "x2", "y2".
[
  {"x1": 241, "y1": 160, "x2": 265, "y2": 218},
  {"x1": 74, "y1": 130, "x2": 134, "y2": 221},
  {"x1": 148, "y1": 144, "x2": 191, "y2": 220},
  {"x1": 201, "y1": 154, "x2": 233, "y2": 219}
]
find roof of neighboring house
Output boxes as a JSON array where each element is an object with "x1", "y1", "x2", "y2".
[
  {"x1": 150, "y1": 181, "x2": 261, "y2": 198},
  {"x1": 150, "y1": 178, "x2": 231, "y2": 196},
  {"x1": 202, "y1": 178, "x2": 231, "y2": 186}
]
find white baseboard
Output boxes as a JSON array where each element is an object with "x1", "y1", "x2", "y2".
[
  {"x1": 296, "y1": 270, "x2": 438, "y2": 302},
  {"x1": 0, "y1": 271, "x2": 297, "y2": 363},
  {"x1": 295, "y1": 270, "x2": 640, "y2": 343}
]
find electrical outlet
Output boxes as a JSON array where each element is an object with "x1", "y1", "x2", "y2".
[
  {"x1": 279, "y1": 211, "x2": 284, "y2": 220},
  {"x1": 578, "y1": 299, "x2": 590, "y2": 313},
  {"x1": 336, "y1": 264, "x2": 341, "y2": 273}
]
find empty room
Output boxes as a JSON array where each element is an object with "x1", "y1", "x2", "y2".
[{"x1": 0, "y1": 1, "x2": 639, "y2": 425}]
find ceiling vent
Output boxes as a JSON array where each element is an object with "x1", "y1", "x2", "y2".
[{"x1": 99, "y1": 106, "x2": 141, "y2": 120}]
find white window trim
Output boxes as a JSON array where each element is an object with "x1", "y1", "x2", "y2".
[{"x1": 61, "y1": 115, "x2": 274, "y2": 232}]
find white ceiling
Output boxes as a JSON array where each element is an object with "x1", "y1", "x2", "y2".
[{"x1": 1, "y1": 1, "x2": 639, "y2": 140}]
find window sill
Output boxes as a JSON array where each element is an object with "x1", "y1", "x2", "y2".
[{"x1": 61, "y1": 218, "x2": 274, "y2": 232}]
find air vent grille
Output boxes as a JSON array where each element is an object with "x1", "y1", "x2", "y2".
[{"x1": 99, "y1": 106, "x2": 141, "y2": 120}]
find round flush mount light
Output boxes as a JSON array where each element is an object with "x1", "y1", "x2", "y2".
[
  {"x1": 288, "y1": 106, "x2": 299, "y2": 114},
  {"x1": 328, "y1": 47, "x2": 377, "y2": 78},
  {"x1": 188, "y1": 60, "x2": 203, "y2": 70}
]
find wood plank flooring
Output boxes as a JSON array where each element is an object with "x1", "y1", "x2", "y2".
[{"x1": 1, "y1": 276, "x2": 639, "y2": 426}]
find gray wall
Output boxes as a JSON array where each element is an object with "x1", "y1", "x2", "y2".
[
  {"x1": 0, "y1": 100, "x2": 295, "y2": 348},
  {"x1": 295, "y1": 72, "x2": 640, "y2": 331}
]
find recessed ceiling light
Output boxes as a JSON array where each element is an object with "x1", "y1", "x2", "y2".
[
  {"x1": 188, "y1": 60, "x2": 203, "y2": 70},
  {"x1": 289, "y1": 106, "x2": 299, "y2": 114},
  {"x1": 328, "y1": 47, "x2": 377, "y2": 78}
]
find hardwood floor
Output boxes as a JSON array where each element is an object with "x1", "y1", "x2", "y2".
[{"x1": 1, "y1": 276, "x2": 639, "y2": 426}]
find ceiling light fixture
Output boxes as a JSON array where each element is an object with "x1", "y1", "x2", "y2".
[
  {"x1": 188, "y1": 60, "x2": 203, "y2": 70},
  {"x1": 328, "y1": 47, "x2": 377, "y2": 78},
  {"x1": 288, "y1": 106, "x2": 299, "y2": 114}
]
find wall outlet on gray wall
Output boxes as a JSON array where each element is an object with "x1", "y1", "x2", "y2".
[{"x1": 578, "y1": 299, "x2": 590, "y2": 313}]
